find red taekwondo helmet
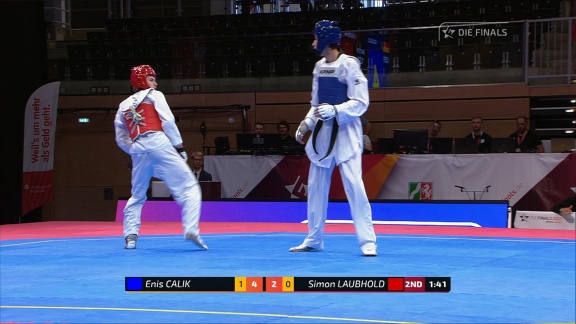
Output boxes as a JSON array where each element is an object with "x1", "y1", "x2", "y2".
[
  {"x1": 313, "y1": 20, "x2": 342, "y2": 55},
  {"x1": 130, "y1": 65, "x2": 156, "y2": 89}
]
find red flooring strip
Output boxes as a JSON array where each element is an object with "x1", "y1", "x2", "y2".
[{"x1": 0, "y1": 221, "x2": 574, "y2": 241}]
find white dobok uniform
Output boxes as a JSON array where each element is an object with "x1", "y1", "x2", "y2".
[
  {"x1": 114, "y1": 88, "x2": 201, "y2": 238},
  {"x1": 300, "y1": 54, "x2": 377, "y2": 250}
]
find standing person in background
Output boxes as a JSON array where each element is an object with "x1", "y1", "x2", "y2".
[
  {"x1": 114, "y1": 65, "x2": 208, "y2": 251},
  {"x1": 291, "y1": 20, "x2": 377, "y2": 256},
  {"x1": 464, "y1": 116, "x2": 492, "y2": 153},
  {"x1": 190, "y1": 151, "x2": 213, "y2": 181},
  {"x1": 509, "y1": 116, "x2": 544, "y2": 153},
  {"x1": 254, "y1": 121, "x2": 265, "y2": 134}
]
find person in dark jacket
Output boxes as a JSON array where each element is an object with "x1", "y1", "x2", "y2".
[{"x1": 190, "y1": 151, "x2": 213, "y2": 182}]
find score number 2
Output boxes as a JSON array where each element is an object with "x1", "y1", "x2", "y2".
[{"x1": 266, "y1": 277, "x2": 294, "y2": 292}]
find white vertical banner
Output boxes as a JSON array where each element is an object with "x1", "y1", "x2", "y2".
[{"x1": 22, "y1": 81, "x2": 60, "y2": 216}]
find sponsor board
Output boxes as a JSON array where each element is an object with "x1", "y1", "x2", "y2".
[{"x1": 514, "y1": 210, "x2": 575, "y2": 230}]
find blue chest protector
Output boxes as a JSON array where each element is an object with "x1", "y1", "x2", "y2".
[
  {"x1": 312, "y1": 71, "x2": 349, "y2": 160},
  {"x1": 318, "y1": 74, "x2": 349, "y2": 104}
]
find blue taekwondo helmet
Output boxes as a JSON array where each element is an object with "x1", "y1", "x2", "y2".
[{"x1": 313, "y1": 20, "x2": 342, "y2": 55}]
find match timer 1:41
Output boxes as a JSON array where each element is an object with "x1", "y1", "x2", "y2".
[{"x1": 425, "y1": 277, "x2": 451, "y2": 292}]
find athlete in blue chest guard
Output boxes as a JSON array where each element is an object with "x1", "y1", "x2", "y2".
[{"x1": 290, "y1": 20, "x2": 377, "y2": 256}]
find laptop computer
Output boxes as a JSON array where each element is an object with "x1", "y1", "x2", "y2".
[
  {"x1": 491, "y1": 138, "x2": 516, "y2": 153},
  {"x1": 454, "y1": 138, "x2": 479, "y2": 154},
  {"x1": 550, "y1": 138, "x2": 575, "y2": 153},
  {"x1": 393, "y1": 129, "x2": 428, "y2": 154},
  {"x1": 377, "y1": 138, "x2": 397, "y2": 154},
  {"x1": 429, "y1": 137, "x2": 453, "y2": 154},
  {"x1": 236, "y1": 133, "x2": 282, "y2": 154},
  {"x1": 214, "y1": 136, "x2": 230, "y2": 155},
  {"x1": 281, "y1": 141, "x2": 306, "y2": 155}
]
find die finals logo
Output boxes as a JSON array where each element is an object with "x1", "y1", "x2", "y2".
[
  {"x1": 438, "y1": 22, "x2": 509, "y2": 41},
  {"x1": 409, "y1": 182, "x2": 433, "y2": 200}
]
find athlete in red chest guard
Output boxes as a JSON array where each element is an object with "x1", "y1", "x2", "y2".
[{"x1": 114, "y1": 65, "x2": 208, "y2": 250}]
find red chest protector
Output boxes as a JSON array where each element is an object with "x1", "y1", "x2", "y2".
[{"x1": 123, "y1": 102, "x2": 162, "y2": 141}]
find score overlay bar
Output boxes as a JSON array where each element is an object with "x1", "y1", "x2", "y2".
[{"x1": 125, "y1": 277, "x2": 451, "y2": 293}]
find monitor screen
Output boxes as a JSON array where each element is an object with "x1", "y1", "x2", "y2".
[
  {"x1": 491, "y1": 138, "x2": 516, "y2": 153},
  {"x1": 429, "y1": 137, "x2": 453, "y2": 154},
  {"x1": 454, "y1": 138, "x2": 479, "y2": 154},
  {"x1": 236, "y1": 133, "x2": 282, "y2": 152},
  {"x1": 377, "y1": 138, "x2": 397, "y2": 154},
  {"x1": 393, "y1": 129, "x2": 429, "y2": 153},
  {"x1": 214, "y1": 136, "x2": 230, "y2": 155}
]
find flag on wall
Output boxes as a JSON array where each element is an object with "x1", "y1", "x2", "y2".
[
  {"x1": 409, "y1": 182, "x2": 434, "y2": 200},
  {"x1": 365, "y1": 32, "x2": 388, "y2": 88},
  {"x1": 22, "y1": 81, "x2": 60, "y2": 216}
]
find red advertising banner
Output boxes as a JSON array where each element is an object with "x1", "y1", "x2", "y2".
[{"x1": 22, "y1": 81, "x2": 60, "y2": 216}]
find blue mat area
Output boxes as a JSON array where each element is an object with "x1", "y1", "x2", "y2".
[{"x1": 1, "y1": 233, "x2": 575, "y2": 323}]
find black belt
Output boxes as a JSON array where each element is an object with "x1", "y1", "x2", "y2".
[{"x1": 312, "y1": 119, "x2": 339, "y2": 162}]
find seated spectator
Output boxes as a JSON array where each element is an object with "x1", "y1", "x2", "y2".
[
  {"x1": 508, "y1": 116, "x2": 544, "y2": 153},
  {"x1": 464, "y1": 117, "x2": 493, "y2": 153},
  {"x1": 296, "y1": 0, "x2": 312, "y2": 11},
  {"x1": 239, "y1": 0, "x2": 252, "y2": 14},
  {"x1": 360, "y1": 115, "x2": 373, "y2": 154},
  {"x1": 429, "y1": 120, "x2": 441, "y2": 139},
  {"x1": 277, "y1": 120, "x2": 296, "y2": 143},
  {"x1": 427, "y1": 120, "x2": 442, "y2": 153},
  {"x1": 254, "y1": 121, "x2": 265, "y2": 134},
  {"x1": 252, "y1": 0, "x2": 265, "y2": 13},
  {"x1": 190, "y1": 151, "x2": 213, "y2": 181}
]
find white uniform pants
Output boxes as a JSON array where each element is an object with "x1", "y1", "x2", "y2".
[
  {"x1": 123, "y1": 145, "x2": 201, "y2": 238},
  {"x1": 302, "y1": 152, "x2": 376, "y2": 250}
]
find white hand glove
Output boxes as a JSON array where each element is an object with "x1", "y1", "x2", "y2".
[
  {"x1": 295, "y1": 121, "x2": 308, "y2": 144},
  {"x1": 179, "y1": 151, "x2": 188, "y2": 162},
  {"x1": 295, "y1": 118, "x2": 314, "y2": 144},
  {"x1": 175, "y1": 147, "x2": 188, "y2": 162},
  {"x1": 316, "y1": 104, "x2": 337, "y2": 121}
]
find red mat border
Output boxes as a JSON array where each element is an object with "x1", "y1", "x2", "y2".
[{"x1": 1, "y1": 221, "x2": 574, "y2": 241}]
